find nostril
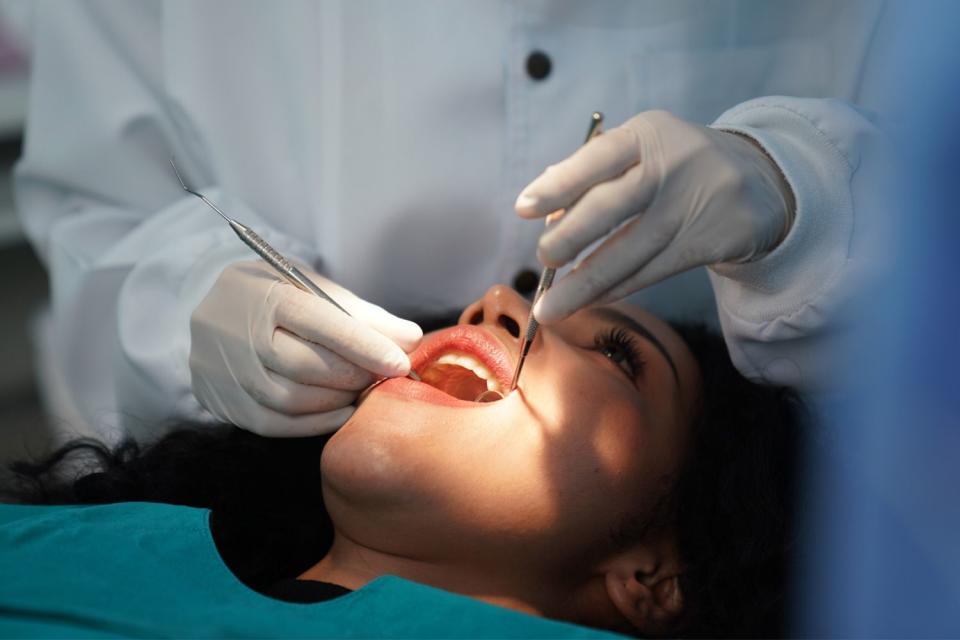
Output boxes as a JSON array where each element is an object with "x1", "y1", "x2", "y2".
[
  {"x1": 498, "y1": 315, "x2": 520, "y2": 338},
  {"x1": 468, "y1": 310, "x2": 483, "y2": 325}
]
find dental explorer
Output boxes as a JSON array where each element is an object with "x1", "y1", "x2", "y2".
[
  {"x1": 506, "y1": 112, "x2": 604, "y2": 395},
  {"x1": 169, "y1": 158, "x2": 422, "y2": 382}
]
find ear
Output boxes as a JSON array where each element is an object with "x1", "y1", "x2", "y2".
[{"x1": 603, "y1": 551, "x2": 684, "y2": 634}]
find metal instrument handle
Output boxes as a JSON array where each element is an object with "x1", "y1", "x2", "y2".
[
  {"x1": 170, "y1": 158, "x2": 421, "y2": 383},
  {"x1": 508, "y1": 112, "x2": 604, "y2": 392},
  {"x1": 231, "y1": 222, "x2": 422, "y2": 380},
  {"x1": 231, "y1": 221, "x2": 353, "y2": 316}
]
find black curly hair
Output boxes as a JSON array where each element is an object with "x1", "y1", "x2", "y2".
[
  {"x1": 5, "y1": 322, "x2": 806, "y2": 638},
  {"x1": 668, "y1": 323, "x2": 807, "y2": 637}
]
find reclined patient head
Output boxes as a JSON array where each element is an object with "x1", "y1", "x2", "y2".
[{"x1": 320, "y1": 285, "x2": 800, "y2": 636}]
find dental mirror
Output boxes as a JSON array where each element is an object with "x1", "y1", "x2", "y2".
[{"x1": 475, "y1": 389, "x2": 504, "y2": 402}]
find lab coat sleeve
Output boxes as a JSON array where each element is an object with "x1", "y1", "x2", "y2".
[
  {"x1": 706, "y1": 97, "x2": 890, "y2": 392},
  {"x1": 14, "y1": 2, "x2": 319, "y2": 440}
]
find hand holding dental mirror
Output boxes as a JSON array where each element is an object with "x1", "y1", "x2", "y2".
[{"x1": 515, "y1": 110, "x2": 795, "y2": 324}]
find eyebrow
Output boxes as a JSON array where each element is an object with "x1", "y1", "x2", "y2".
[{"x1": 589, "y1": 307, "x2": 680, "y2": 384}]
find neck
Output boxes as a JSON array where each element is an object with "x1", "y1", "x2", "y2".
[{"x1": 299, "y1": 531, "x2": 554, "y2": 617}]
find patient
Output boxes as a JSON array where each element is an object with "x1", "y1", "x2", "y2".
[{"x1": 8, "y1": 286, "x2": 805, "y2": 638}]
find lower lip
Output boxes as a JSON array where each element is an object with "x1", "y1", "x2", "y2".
[{"x1": 374, "y1": 377, "x2": 494, "y2": 408}]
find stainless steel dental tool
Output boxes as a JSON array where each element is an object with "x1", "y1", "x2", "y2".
[
  {"x1": 170, "y1": 158, "x2": 421, "y2": 382},
  {"x1": 506, "y1": 112, "x2": 604, "y2": 394}
]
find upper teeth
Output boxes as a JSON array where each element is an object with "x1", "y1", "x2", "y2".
[{"x1": 431, "y1": 353, "x2": 502, "y2": 392}]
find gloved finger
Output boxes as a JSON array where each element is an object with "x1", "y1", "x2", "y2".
[
  {"x1": 194, "y1": 373, "x2": 356, "y2": 437},
  {"x1": 242, "y1": 367, "x2": 358, "y2": 415},
  {"x1": 359, "y1": 304, "x2": 422, "y2": 352},
  {"x1": 515, "y1": 127, "x2": 642, "y2": 219},
  {"x1": 592, "y1": 243, "x2": 705, "y2": 307},
  {"x1": 594, "y1": 215, "x2": 744, "y2": 306},
  {"x1": 341, "y1": 299, "x2": 422, "y2": 353},
  {"x1": 534, "y1": 213, "x2": 673, "y2": 324},
  {"x1": 240, "y1": 402, "x2": 355, "y2": 438},
  {"x1": 537, "y1": 161, "x2": 658, "y2": 268},
  {"x1": 258, "y1": 328, "x2": 375, "y2": 390},
  {"x1": 272, "y1": 286, "x2": 411, "y2": 378},
  {"x1": 304, "y1": 278, "x2": 423, "y2": 352}
]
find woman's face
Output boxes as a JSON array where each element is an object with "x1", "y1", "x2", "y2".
[{"x1": 321, "y1": 285, "x2": 700, "y2": 579}]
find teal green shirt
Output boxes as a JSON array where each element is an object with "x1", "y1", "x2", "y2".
[{"x1": 0, "y1": 502, "x2": 623, "y2": 638}]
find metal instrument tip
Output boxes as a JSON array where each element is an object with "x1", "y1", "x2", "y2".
[
  {"x1": 169, "y1": 158, "x2": 191, "y2": 192},
  {"x1": 509, "y1": 112, "x2": 604, "y2": 393},
  {"x1": 170, "y1": 157, "x2": 231, "y2": 223}
]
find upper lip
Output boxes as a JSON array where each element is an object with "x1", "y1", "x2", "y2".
[{"x1": 410, "y1": 324, "x2": 516, "y2": 390}]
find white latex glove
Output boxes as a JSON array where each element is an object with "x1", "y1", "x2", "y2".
[
  {"x1": 190, "y1": 260, "x2": 422, "y2": 436},
  {"x1": 515, "y1": 110, "x2": 794, "y2": 323}
]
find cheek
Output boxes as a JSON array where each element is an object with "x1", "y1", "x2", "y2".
[
  {"x1": 516, "y1": 349, "x2": 654, "y2": 534},
  {"x1": 525, "y1": 345, "x2": 648, "y2": 475},
  {"x1": 588, "y1": 402, "x2": 649, "y2": 481}
]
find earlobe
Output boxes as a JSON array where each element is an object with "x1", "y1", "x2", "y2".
[
  {"x1": 604, "y1": 570, "x2": 652, "y2": 630},
  {"x1": 604, "y1": 569, "x2": 684, "y2": 633},
  {"x1": 655, "y1": 575, "x2": 683, "y2": 617}
]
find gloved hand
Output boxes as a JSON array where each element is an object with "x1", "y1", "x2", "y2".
[
  {"x1": 190, "y1": 260, "x2": 422, "y2": 436},
  {"x1": 515, "y1": 110, "x2": 795, "y2": 323}
]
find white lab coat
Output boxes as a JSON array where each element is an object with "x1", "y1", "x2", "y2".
[{"x1": 14, "y1": 0, "x2": 890, "y2": 441}]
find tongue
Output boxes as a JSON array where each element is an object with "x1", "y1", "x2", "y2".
[{"x1": 419, "y1": 363, "x2": 489, "y2": 402}]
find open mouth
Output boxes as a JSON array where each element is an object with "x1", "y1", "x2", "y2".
[
  {"x1": 402, "y1": 325, "x2": 514, "y2": 404},
  {"x1": 418, "y1": 352, "x2": 505, "y2": 402}
]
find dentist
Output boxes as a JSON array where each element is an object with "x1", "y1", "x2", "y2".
[{"x1": 15, "y1": 1, "x2": 889, "y2": 439}]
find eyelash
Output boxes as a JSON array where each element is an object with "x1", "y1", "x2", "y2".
[{"x1": 593, "y1": 328, "x2": 646, "y2": 380}]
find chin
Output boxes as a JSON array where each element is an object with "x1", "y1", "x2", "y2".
[
  {"x1": 320, "y1": 411, "x2": 456, "y2": 557},
  {"x1": 320, "y1": 409, "x2": 426, "y2": 510}
]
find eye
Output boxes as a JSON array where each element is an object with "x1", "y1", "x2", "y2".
[{"x1": 593, "y1": 328, "x2": 646, "y2": 380}]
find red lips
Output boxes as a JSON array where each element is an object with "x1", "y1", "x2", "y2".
[
  {"x1": 410, "y1": 324, "x2": 515, "y2": 391},
  {"x1": 368, "y1": 324, "x2": 516, "y2": 408}
]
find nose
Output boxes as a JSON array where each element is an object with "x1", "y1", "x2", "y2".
[{"x1": 459, "y1": 285, "x2": 528, "y2": 339}]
